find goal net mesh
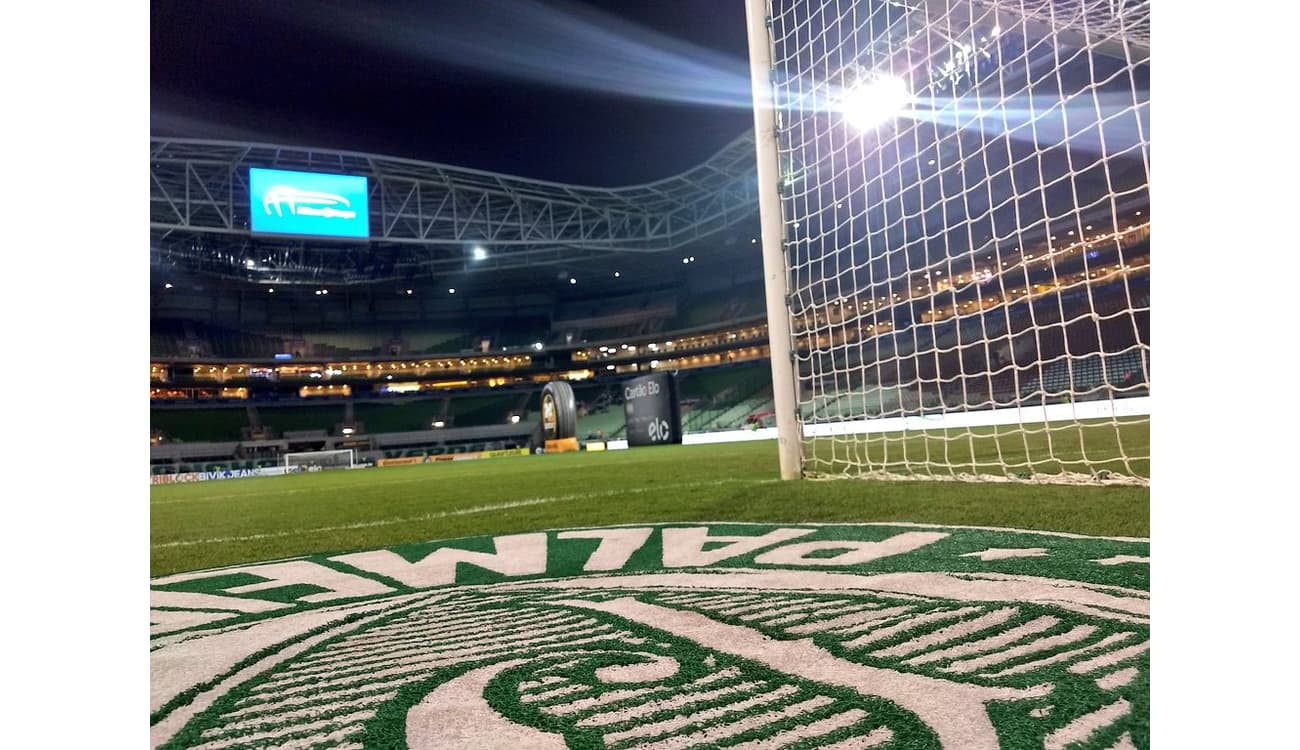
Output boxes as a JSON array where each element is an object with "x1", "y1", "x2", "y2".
[
  {"x1": 758, "y1": 0, "x2": 1150, "y2": 483},
  {"x1": 284, "y1": 449, "x2": 356, "y2": 471}
]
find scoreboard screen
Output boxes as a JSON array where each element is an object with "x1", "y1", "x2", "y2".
[
  {"x1": 249, "y1": 168, "x2": 370, "y2": 239},
  {"x1": 622, "y1": 373, "x2": 682, "y2": 446}
]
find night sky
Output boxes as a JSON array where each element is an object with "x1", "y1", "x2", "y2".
[{"x1": 151, "y1": 0, "x2": 758, "y2": 186}]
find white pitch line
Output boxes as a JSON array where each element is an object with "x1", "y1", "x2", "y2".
[
  {"x1": 149, "y1": 475, "x2": 455, "y2": 506},
  {"x1": 151, "y1": 479, "x2": 763, "y2": 549}
]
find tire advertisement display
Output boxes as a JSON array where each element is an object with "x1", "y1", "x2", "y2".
[{"x1": 540, "y1": 380, "x2": 577, "y2": 441}]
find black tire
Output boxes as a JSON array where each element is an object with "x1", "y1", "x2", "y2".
[{"x1": 540, "y1": 381, "x2": 578, "y2": 440}]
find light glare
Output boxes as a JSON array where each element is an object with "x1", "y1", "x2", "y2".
[{"x1": 842, "y1": 75, "x2": 912, "y2": 131}]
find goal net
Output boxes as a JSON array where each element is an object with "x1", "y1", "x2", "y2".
[
  {"x1": 747, "y1": 0, "x2": 1150, "y2": 483},
  {"x1": 283, "y1": 449, "x2": 357, "y2": 472}
]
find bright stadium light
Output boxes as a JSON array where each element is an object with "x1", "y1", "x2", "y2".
[
  {"x1": 509, "y1": 414, "x2": 521, "y2": 424},
  {"x1": 841, "y1": 74, "x2": 912, "y2": 131},
  {"x1": 472, "y1": 245, "x2": 488, "y2": 261},
  {"x1": 532, "y1": 342, "x2": 544, "y2": 351}
]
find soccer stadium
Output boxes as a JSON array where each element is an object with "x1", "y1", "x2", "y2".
[{"x1": 149, "y1": 1, "x2": 1151, "y2": 748}]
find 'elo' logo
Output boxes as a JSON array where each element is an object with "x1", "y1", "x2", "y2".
[{"x1": 647, "y1": 417, "x2": 671, "y2": 442}]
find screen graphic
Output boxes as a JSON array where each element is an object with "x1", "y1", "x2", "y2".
[{"x1": 249, "y1": 168, "x2": 370, "y2": 238}]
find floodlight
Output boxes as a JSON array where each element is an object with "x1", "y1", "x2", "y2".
[
  {"x1": 472, "y1": 245, "x2": 488, "y2": 261},
  {"x1": 842, "y1": 74, "x2": 912, "y2": 131}
]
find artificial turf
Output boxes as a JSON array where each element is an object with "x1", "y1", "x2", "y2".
[{"x1": 151, "y1": 437, "x2": 1149, "y2": 577}]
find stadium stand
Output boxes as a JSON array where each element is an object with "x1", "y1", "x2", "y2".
[
  {"x1": 677, "y1": 363, "x2": 773, "y2": 432},
  {"x1": 151, "y1": 406, "x2": 250, "y2": 444},
  {"x1": 445, "y1": 393, "x2": 521, "y2": 427},
  {"x1": 260, "y1": 404, "x2": 349, "y2": 434},
  {"x1": 353, "y1": 399, "x2": 448, "y2": 434},
  {"x1": 664, "y1": 279, "x2": 764, "y2": 331},
  {"x1": 151, "y1": 253, "x2": 1148, "y2": 476},
  {"x1": 576, "y1": 384, "x2": 629, "y2": 439}
]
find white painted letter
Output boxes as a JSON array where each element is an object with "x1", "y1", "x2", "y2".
[
  {"x1": 753, "y1": 532, "x2": 949, "y2": 566},
  {"x1": 150, "y1": 559, "x2": 393, "y2": 608},
  {"x1": 332, "y1": 533, "x2": 548, "y2": 588},
  {"x1": 558, "y1": 527, "x2": 654, "y2": 571},
  {"x1": 219, "y1": 561, "x2": 395, "y2": 602},
  {"x1": 662, "y1": 527, "x2": 815, "y2": 567}
]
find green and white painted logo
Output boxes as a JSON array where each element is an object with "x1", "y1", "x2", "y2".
[{"x1": 151, "y1": 523, "x2": 1149, "y2": 749}]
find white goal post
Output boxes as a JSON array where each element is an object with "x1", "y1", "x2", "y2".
[
  {"x1": 746, "y1": 0, "x2": 1150, "y2": 484},
  {"x1": 282, "y1": 449, "x2": 357, "y2": 472}
]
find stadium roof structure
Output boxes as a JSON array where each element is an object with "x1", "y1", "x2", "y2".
[
  {"x1": 151, "y1": 1, "x2": 1149, "y2": 297},
  {"x1": 150, "y1": 132, "x2": 760, "y2": 288}
]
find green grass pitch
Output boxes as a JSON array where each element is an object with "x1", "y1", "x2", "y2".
[{"x1": 151, "y1": 434, "x2": 1149, "y2": 577}]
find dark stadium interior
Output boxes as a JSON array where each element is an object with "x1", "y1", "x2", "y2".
[
  {"x1": 151, "y1": 124, "x2": 1149, "y2": 473},
  {"x1": 149, "y1": 0, "x2": 1150, "y2": 479},
  {"x1": 151, "y1": 199, "x2": 1148, "y2": 475}
]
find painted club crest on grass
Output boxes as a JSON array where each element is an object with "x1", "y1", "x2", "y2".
[{"x1": 151, "y1": 523, "x2": 1149, "y2": 749}]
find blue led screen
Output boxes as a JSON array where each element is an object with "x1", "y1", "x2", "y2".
[{"x1": 249, "y1": 168, "x2": 370, "y2": 238}]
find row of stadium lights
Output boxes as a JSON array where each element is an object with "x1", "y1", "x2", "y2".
[
  {"x1": 796, "y1": 220, "x2": 1148, "y2": 327},
  {"x1": 803, "y1": 254, "x2": 1146, "y2": 328},
  {"x1": 427, "y1": 414, "x2": 522, "y2": 429},
  {"x1": 302, "y1": 272, "x2": 630, "y2": 297},
  {"x1": 165, "y1": 216, "x2": 1140, "y2": 299},
  {"x1": 162, "y1": 240, "x2": 704, "y2": 295},
  {"x1": 910, "y1": 214, "x2": 1147, "y2": 300}
]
